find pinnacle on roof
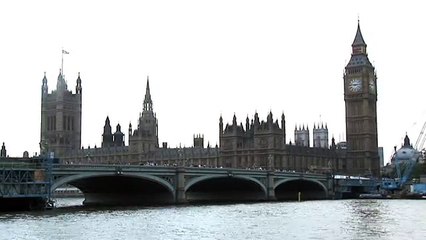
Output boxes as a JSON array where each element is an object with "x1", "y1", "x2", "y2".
[
  {"x1": 42, "y1": 72, "x2": 48, "y2": 94},
  {"x1": 403, "y1": 134, "x2": 411, "y2": 147},
  {"x1": 143, "y1": 76, "x2": 153, "y2": 112},
  {"x1": 77, "y1": 72, "x2": 82, "y2": 83},
  {"x1": 56, "y1": 69, "x2": 68, "y2": 91},
  {"x1": 144, "y1": 76, "x2": 152, "y2": 104}
]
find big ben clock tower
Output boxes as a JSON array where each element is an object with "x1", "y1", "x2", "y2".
[{"x1": 344, "y1": 22, "x2": 380, "y2": 177}]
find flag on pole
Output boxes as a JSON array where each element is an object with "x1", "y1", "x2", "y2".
[{"x1": 62, "y1": 50, "x2": 69, "y2": 54}]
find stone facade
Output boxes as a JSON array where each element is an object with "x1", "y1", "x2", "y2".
[
  {"x1": 40, "y1": 71, "x2": 82, "y2": 158},
  {"x1": 294, "y1": 125, "x2": 310, "y2": 147},
  {"x1": 219, "y1": 112, "x2": 345, "y2": 173},
  {"x1": 313, "y1": 124, "x2": 329, "y2": 148}
]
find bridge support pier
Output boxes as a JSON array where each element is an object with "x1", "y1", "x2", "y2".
[
  {"x1": 176, "y1": 167, "x2": 187, "y2": 204},
  {"x1": 267, "y1": 171, "x2": 276, "y2": 201}
]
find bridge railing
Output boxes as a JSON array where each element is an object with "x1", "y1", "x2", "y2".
[
  {"x1": 0, "y1": 162, "x2": 40, "y2": 169},
  {"x1": 51, "y1": 164, "x2": 329, "y2": 180}
]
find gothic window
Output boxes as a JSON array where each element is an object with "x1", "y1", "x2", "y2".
[
  {"x1": 67, "y1": 116, "x2": 71, "y2": 130},
  {"x1": 50, "y1": 116, "x2": 54, "y2": 131}
]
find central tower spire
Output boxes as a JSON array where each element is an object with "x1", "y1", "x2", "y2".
[
  {"x1": 129, "y1": 76, "x2": 159, "y2": 153},
  {"x1": 143, "y1": 76, "x2": 153, "y2": 112}
]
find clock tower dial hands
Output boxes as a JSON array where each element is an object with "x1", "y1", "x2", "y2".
[
  {"x1": 369, "y1": 78, "x2": 375, "y2": 93},
  {"x1": 349, "y1": 78, "x2": 362, "y2": 92}
]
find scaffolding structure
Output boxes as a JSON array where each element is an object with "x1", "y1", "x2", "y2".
[{"x1": 0, "y1": 158, "x2": 52, "y2": 210}]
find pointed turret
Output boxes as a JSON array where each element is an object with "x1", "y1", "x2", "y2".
[
  {"x1": 254, "y1": 112, "x2": 259, "y2": 125},
  {"x1": 56, "y1": 69, "x2": 68, "y2": 91},
  {"x1": 219, "y1": 115, "x2": 223, "y2": 148},
  {"x1": 245, "y1": 115, "x2": 250, "y2": 131},
  {"x1": 267, "y1": 111, "x2": 273, "y2": 124},
  {"x1": 352, "y1": 21, "x2": 367, "y2": 49},
  {"x1": 76, "y1": 72, "x2": 82, "y2": 94},
  {"x1": 281, "y1": 112, "x2": 286, "y2": 144},
  {"x1": 331, "y1": 137, "x2": 336, "y2": 150},
  {"x1": 403, "y1": 134, "x2": 411, "y2": 147},
  {"x1": 102, "y1": 116, "x2": 113, "y2": 147},
  {"x1": 143, "y1": 76, "x2": 153, "y2": 112},
  {"x1": 346, "y1": 21, "x2": 373, "y2": 68},
  {"x1": 0, "y1": 142, "x2": 6, "y2": 158},
  {"x1": 113, "y1": 123, "x2": 125, "y2": 147},
  {"x1": 42, "y1": 72, "x2": 48, "y2": 96}
]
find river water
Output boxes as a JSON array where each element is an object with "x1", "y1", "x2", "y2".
[{"x1": 0, "y1": 198, "x2": 425, "y2": 240}]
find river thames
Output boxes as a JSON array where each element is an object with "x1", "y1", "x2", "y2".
[{"x1": 0, "y1": 198, "x2": 425, "y2": 240}]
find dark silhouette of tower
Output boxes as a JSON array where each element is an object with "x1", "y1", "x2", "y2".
[
  {"x1": 0, "y1": 143, "x2": 6, "y2": 158},
  {"x1": 128, "y1": 77, "x2": 159, "y2": 153},
  {"x1": 40, "y1": 71, "x2": 82, "y2": 157},
  {"x1": 343, "y1": 22, "x2": 379, "y2": 177},
  {"x1": 113, "y1": 124, "x2": 125, "y2": 147},
  {"x1": 102, "y1": 116, "x2": 113, "y2": 147}
]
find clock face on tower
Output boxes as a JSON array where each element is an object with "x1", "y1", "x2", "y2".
[
  {"x1": 369, "y1": 78, "x2": 375, "y2": 93},
  {"x1": 349, "y1": 78, "x2": 362, "y2": 92}
]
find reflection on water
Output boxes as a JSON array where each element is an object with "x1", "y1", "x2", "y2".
[
  {"x1": 0, "y1": 199, "x2": 425, "y2": 240},
  {"x1": 344, "y1": 200, "x2": 390, "y2": 239}
]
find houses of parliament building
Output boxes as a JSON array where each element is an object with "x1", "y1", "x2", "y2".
[{"x1": 39, "y1": 23, "x2": 380, "y2": 177}]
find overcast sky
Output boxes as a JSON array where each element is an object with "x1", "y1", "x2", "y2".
[{"x1": 1, "y1": 1, "x2": 426, "y2": 164}]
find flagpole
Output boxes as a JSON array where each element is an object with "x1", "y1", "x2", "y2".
[{"x1": 61, "y1": 48, "x2": 64, "y2": 75}]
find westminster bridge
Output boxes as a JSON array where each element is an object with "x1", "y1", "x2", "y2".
[{"x1": 50, "y1": 164, "x2": 336, "y2": 206}]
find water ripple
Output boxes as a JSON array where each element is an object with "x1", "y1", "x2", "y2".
[{"x1": 0, "y1": 199, "x2": 425, "y2": 240}]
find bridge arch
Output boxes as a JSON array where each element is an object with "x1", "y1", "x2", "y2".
[
  {"x1": 51, "y1": 172, "x2": 175, "y2": 205},
  {"x1": 274, "y1": 178, "x2": 328, "y2": 200},
  {"x1": 184, "y1": 175, "x2": 267, "y2": 202}
]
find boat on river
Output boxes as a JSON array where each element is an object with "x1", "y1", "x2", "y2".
[{"x1": 358, "y1": 193, "x2": 389, "y2": 199}]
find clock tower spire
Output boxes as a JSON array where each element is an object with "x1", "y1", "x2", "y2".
[{"x1": 343, "y1": 21, "x2": 380, "y2": 177}]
